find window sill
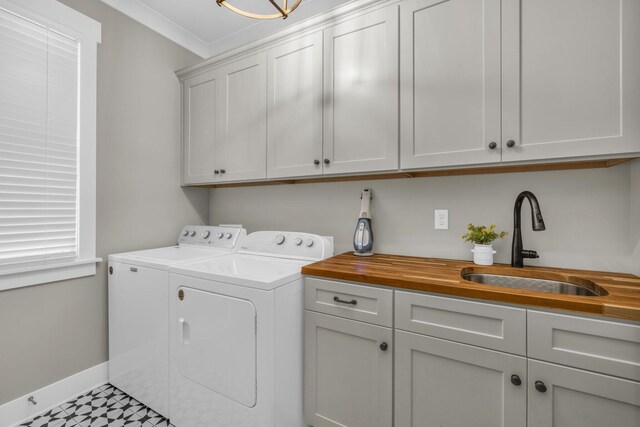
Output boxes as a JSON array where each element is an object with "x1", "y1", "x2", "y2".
[{"x1": 0, "y1": 258, "x2": 103, "y2": 291}]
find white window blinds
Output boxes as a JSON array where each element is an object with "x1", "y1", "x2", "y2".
[{"x1": 0, "y1": 7, "x2": 80, "y2": 270}]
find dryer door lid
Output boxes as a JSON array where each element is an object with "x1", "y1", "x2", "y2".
[{"x1": 175, "y1": 287, "x2": 257, "y2": 407}]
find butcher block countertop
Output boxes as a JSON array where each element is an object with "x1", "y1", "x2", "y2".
[{"x1": 301, "y1": 253, "x2": 640, "y2": 321}]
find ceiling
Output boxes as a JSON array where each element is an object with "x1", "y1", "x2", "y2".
[{"x1": 99, "y1": 0, "x2": 348, "y2": 58}]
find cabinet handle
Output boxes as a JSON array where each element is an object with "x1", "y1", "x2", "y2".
[
  {"x1": 214, "y1": 170, "x2": 220, "y2": 175},
  {"x1": 510, "y1": 374, "x2": 522, "y2": 386},
  {"x1": 130, "y1": 267, "x2": 138, "y2": 272},
  {"x1": 333, "y1": 296, "x2": 357, "y2": 305},
  {"x1": 488, "y1": 142, "x2": 497, "y2": 150},
  {"x1": 506, "y1": 140, "x2": 516, "y2": 148},
  {"x1": 109, "y1": 266, "x2": 113, "y2": 275},
  {"x1": 535, "y1": 381, "x2": 547, "y2": 393},
  {"x1": 324, "y1": 158, "x2": 330, "y2": 165},
  {"x1": 220, "y1": 169, "x2": 226, "y2": 174},
  {"x1": 314, "y1": 159, "x2": 320, "y2": 165},
  {"x1": 380, "y1": 342, "x2": 388, "y2": 351}
]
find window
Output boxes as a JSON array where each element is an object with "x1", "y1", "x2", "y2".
[{"x1": 0, "y1": 0, "x2": 101, "y2": 290}]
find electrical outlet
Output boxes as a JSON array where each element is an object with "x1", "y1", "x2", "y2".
[{"x1": 435, "y1": 209, "x2": 448, "y2": 230}]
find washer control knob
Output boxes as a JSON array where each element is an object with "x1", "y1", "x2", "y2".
[
  {"x1": 224, "y1": 232, "x2": 233, "y2": 239},
  {"x1": 275, "y1": 234, "x2": 286, "y2": 245},
  {"x1": 202, "y1": 230, "x2": 211, "y2": 239},
  {"x1": 216, "y1": 232, "x2": 224, "y2": 239},
  {"x1": 182, "y1": 230, "x2": 189, "y2": 237},
  {"x1": 189, "y1": 230, "x2": 196, "y2": 237},
  {"x1": 305, "y1": 239, "x2": 314, "y2": 247},
  {"x1": 294, "y1": 237, "x2": 303, "y2": 246}
]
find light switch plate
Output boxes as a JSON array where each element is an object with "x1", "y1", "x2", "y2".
[{"x1": 435, "y1": 210, "x2": 448, "y2": 230}]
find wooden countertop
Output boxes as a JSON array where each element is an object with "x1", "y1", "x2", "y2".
[{"x1": 301, "y1": 253, "x2": 640, "y2": 321}]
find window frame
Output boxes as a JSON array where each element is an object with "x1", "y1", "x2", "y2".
[{"x1": 0, "y1": 0, "x2": 101, "y2": 291}]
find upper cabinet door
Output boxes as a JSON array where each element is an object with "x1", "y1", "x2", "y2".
[
  {"x1": 502, "y1": 0, "x2": 640, "y2": 162},
  {"x1": 182, "y1": 71, "x2": 219, "y2": 185},
  {"x1": 323, "y1": 7, "x2": 399, "y2": 175},
  {"x1": 217, "y1": 53, "x2": 267, "y2": 182},
  {"x1": 400, "y1": 0, "x2": 501, "y2": 170},
  {"x1": 267, "y1": 32, "x2": 323, "y2": 179}
]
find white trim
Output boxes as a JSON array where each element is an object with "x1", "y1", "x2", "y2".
[
  {"x1": 0, "y1": 0, "x2": 101, "y2": 290},
  {"x1": 99, "y1": 0, "x2": 210, "y2": 58},
  {"x1": 175, "y1": 0, "x2": 391, "y2": 79},
  {"x1": 0, "y1": 362, "x2": 109, "y2": 427},
  {"x1": 0, "y1": 259, "x2": 102, "y2": 291}
]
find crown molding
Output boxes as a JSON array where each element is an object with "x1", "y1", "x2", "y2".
[{"x1": 99, "y1": 0, "x2": 210, "y2": 58}]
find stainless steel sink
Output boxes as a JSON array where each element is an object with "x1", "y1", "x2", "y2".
[{"x1": 461, "y1": 272, "x2": 606, "y2": 297}]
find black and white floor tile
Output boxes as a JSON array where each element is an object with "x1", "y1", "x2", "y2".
[{"x1": 19, "y1": 384, "x2": 174, "y2": 427}]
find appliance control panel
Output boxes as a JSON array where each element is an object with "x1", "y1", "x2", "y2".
[
  {"x1": 178, "y1": 225, "x2": 247, "y2": 250},
  {"x1": 239, "y1": 231, "x2": 334, "y2": 261}
]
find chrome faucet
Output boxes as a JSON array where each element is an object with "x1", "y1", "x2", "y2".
[{"x1": 512, "y1": 191, "x2": 546, "y2": 268}]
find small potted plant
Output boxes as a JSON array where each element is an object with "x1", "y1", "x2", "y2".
[{"x1": 462, "y1": 224, "x2": 508, "y2": 266}]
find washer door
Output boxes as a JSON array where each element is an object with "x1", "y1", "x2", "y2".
[{"x1": 175, "y1": 287, "x2": 257, "y2": 407}]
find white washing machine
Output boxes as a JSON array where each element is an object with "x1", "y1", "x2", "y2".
[
  {"x1": 108, "y1": 225, "x2": 246, "y2": 418},
  {"x1": 168, "y1": 231, "x2": 334, "y2": 427}
]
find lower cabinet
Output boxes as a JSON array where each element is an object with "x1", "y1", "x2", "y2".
[
  {"x1": 304, "y1": 310, "x2": 392, "y2": 427},
  {"x1": 304, "y1": 278, "x2": 640, "y2": 427},
  {"x1": 394, "y1": 330, "x2": 527, "y2": 427},
  {"x1": 528, "y1": 360, "x2": 640, "y2": 427}
]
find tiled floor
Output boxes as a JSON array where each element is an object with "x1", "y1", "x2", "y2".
[{"x1": 19, "y1": 384, "x2": 173, "y2": 427}]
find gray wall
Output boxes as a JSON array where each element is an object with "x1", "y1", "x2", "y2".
[
  {"x1": 210, "y1": 160, "x2": 640, "y2": 274},
  {"x1": 0, "y1": 0, "x2": 207, "y2": 405}
]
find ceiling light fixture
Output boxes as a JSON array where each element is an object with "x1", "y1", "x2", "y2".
[{"x1": 216, "y1": 0, "x2": 302, "y2": 19}]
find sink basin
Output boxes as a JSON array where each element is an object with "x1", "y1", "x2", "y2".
[{"x1": 461, "y1": 270, "x2": 607, "y2": 297}]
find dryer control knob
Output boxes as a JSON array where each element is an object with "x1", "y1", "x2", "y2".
[
  {"x1": 305, "y1": 239, "x2": 314, "y2": 247},
  {"x1": 182, "y1": 230, "x2": 189, "y2": 237},
  {"x1": 202, "y1": 230, "x2": 211, "y2": 239},
  {"x1": 224, "y1": 232, "x2": 233, "y2": 239},
  {"x1": 294, "y1": 237, "x2": 303, "y2": 246},
  {"x1": 275, "y1": 234, "x2": 286, "y2": 245},
  {"x1": 216, "y1": 232, "x2": 224, "y2": 239},
  {"x1": 189, "y1": 230, "x2": 196, "y2": 237}
]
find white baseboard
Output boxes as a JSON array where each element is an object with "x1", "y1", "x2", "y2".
[{"x1": 0, "y1": 362, "x2": 109, "y2": 427}]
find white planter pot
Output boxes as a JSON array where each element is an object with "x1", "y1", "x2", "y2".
[{"x1": 471, "y1": 244, "x2": 496, "y2": 266}]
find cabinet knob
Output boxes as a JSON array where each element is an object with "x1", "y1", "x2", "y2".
[
  {"x1": 214, "y1": 170, "x2": 219, "y2": 175},
  {"x1": 220, "y1": 169, "x2": 226, "y2": 174},
  {"x1": 380, "y1": 342, "x2": 388, "y2": 351},
  {"x1": 488, "y1": 142, "x2": 497, "y2": 150},
  {"x1": 510, "y1": 374, "x2": 522, "y2": 386},
  {"x1": 506, "y1": 140, "x2": 516, "y2": 148},
  {"x1": 324, "y1": 158, "x2": 330, "y2": 165},
  {"x1": 314, "y1": 159, "x2": 320, "y2": 165},
  {"x1": 535, "y1": 381, "x2": 547, "y2": 393}
]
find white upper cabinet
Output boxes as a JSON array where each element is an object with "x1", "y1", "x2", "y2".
[
  {"x1": 267, "y1": 32, "x2": 323, "y2": 179},
  {"x1": 182, "y1": 70, "x2": 219, "y2": 184},
  {"x1": 400, "y1": 0, "x2": 502, "y2": 169},
  {"x1": 323, "y1": 6, "x2": 399, "y2": 175},
  {"x1": 502, "y1": 0, "x2": 640, "y2": 162},
  {"x1": 217, "y1": 53, "x2": 267, "y2": 182}
]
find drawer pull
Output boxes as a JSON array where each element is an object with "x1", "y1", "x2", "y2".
[
  {"x1": 535, "y1": 381, "x2": 547, "y2": 393},
  {"x1": 130, "y1": 267, "x2": 138, "y2": 272},
  {"x1": 333, "y1": 296, "x2": 357, "y2": 305},
  {"x1": 510, "y1": 374, "x2": 522, "y2": 386}
]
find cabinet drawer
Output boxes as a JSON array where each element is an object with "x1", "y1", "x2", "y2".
[
  {"x1": 395, "y1": 291, "x2": 526, "y2": 355},
  {"x1": 304, "y1": 277, "x2": 393, "y2": 327},
  {"x1": 528, "y1": 311, "x2": 640, "y2": 381}
]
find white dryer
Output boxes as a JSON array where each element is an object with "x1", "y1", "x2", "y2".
[
  {"x1": 108, "y1": 225, "x2": 246, "y2": 418},
  {"x1": 168, "y1": 231, "x2": 334, "y2": 427}
]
